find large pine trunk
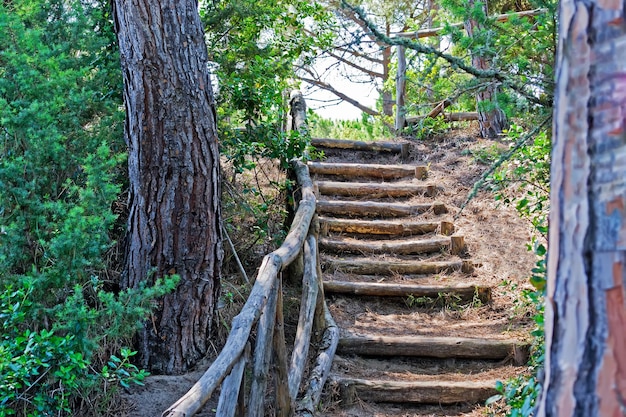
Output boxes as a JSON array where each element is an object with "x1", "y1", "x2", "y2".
[
  {"x1": 537, "y1": 0, "x2": 626, "y2": 413},
  {"x1": 463, "y1": 0, "x2": 508, "y2": 138},
  {"x1": 113, "y1": 0, "x2": 222, "y2": 374}
]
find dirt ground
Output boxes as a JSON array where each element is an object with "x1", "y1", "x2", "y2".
[{"x1": 121, "y1": 126, "x2": 540, "y2": 417}]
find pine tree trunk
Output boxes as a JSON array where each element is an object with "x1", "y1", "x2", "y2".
[
  {"x1": 463, "y1": 0, "x2": 508, "y2": 138},
  {"x1": 537, "y1": 0, "x2": 626, "y2": 414},
  {"x1": 113, "y1": 0, "x2": 222, "y2": 374}
]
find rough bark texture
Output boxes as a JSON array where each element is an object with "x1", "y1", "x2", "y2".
[
  {"x1": 463, "y1": 0, "x2": 508, "y2": 138},
  {"x1": 537, "y1": 0, "x2": 626, "y2": 414},
  {"x1": 113, "y1": 0, "x2": 222, "y2": 374}
]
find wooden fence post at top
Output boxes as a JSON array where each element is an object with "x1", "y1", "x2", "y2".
[{"x1": 395, "y1": 45, "x2": 406, "y2": 132}]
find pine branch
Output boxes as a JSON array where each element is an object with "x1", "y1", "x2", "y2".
[
  {"x1": 455, "y1": 117, "x2": 551, "y2": 218},
  {"x1": 340, "y1": 1, "x2": 551, "y2": 108}
]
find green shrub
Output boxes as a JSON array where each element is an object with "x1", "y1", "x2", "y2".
[{"x1": 0, "y1": 1, "x2": 177, "y2": 415}]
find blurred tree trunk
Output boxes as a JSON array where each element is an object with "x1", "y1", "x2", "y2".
[
  {"x1": 113, "y1": 0, "x2": 222, "y2": 374},
  {"x1": 537, "y1": 0, "x2": 626, "y2": 413},
  {"x1": 463, "y1": 0, "x2": 508, "y2": 138}
]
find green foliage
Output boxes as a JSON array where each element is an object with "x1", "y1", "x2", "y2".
[
  {"x1": 0, "y1": 283, "x2": 89, "y2": 416},
  {"x1": 0, "y1": 283, "x2": 166, "y2": 416},
  {"x1": 388, "y1": 0, "x2": 556, "y2": 124},
  {"x1": 100, "y1": 348, "x2": 150, "y2": 390},
  {"x1": 201, "y1": 0, "x2": 333, "y2": 170},
  {"x1": 407, "y1": 116, "x2": 451, "y2": 140},
  {"x1": 0, "y1": 1, "x2": 177, "y2": 414}
]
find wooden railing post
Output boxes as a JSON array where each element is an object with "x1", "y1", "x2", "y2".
[
  {"x1": 215, "y1": 344, "x2": 249, "y2": 417},
  {"x1": 273, "y1": 278, "x2": 293, "y2": 417},
  {"x1": 247, "y1": 280, "x2": 279, "y2": 417},
  {"x1": 395, "y1": 45, "x2": 407, "y2": 132},
  {"x1": 288, "y1": 234, "x2": 320, "y2": 398}
]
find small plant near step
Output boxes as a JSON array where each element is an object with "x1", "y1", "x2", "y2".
[
  {"x1": 100, "y1": 348, "x2": 149, "y2": 389},
  {"x1": 407, "y1": 116, "x2": 450, "y2": 140},
  {"x1": 404, "y1": 292, "x2": 463, "y2": 309}
]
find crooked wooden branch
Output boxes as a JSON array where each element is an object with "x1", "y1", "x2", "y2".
[
  {"x1": 296, "y1": 298, "x2": 339, "y2": 417},
  {"x1": 456, "y1": 116, "x2": 550, "y2": 218},
  {"x1": 393, "y1": 8, "x2": 547, "y2": 39},
  {"x1": 288, "y1": 235, "x2": 320, "y2": 398}
]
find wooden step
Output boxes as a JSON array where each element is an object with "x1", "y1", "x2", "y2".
[
  {"x1": 319, "y1": 236, "x2": 454, "y2": 255},
  {"x1": 323, "y1": 281, "x2": 491, "y2": 303},
  {"x1": 332, "y1": 377, "x2": 498, "y2": 405},
  {"x1": 319, "y1": 217, "x2": 454, "y2": 236},
  {"x1": 338, "y1": 334, "x2": 530, "y2": 363},
  {"x1": 316, "y1": 200, "x2": 447, "y2": 218},
  {"x1": 324, "y1": 258, "x2": 474, "y2": 275},
  {"x1": 308, "y1": 162, "x2": 427, "y2": 180},
  {"x1": 316, "y1": 181, "x2": 438, "y2": 198},
  {"x1": 311, "y1": 138, "x2": 409, "y2": 159}
]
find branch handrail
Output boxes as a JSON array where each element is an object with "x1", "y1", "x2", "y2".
[{"x1": 163, "y1": 90, "x2": 337, "y2": 417}]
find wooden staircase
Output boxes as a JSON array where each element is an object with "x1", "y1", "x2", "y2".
[{"x1": 309, "y1": 137, "x2": 530, "y2": 415}]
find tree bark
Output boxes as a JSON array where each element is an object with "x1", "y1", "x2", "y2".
[
  {"x1": 463, "y1": 0, "x2": 508, "y2": 138},
  {"x1": 113, "y1": 0, "x2": 222, "y2": 374},
  {"x1": 537, "y1": 0, "x2": 626, "y2": 414}
]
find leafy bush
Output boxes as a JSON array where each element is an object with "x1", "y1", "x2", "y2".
[
  {"x1": 0, "y1": 1, "x2": 177, "y2": 415},
  {"x1": 201, "y1": 0, "x2": 332, "y2": 171}
]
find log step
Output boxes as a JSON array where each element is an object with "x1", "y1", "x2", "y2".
[
  {"x1": 316, "y1": 181, "x2": 438, "y2": 198},
  {"x1": 323, "y1": 258, "x2": 475, "y2": 275},
  {"x1": 308, "y1": 161, "x2": 427, "y2": 180},
  {"x1": 332, "y1": 377, "x2": 498, "y2": 405},
  {"x1": 319, "y1": 217, "x2": 454, "y2": 236},
  {"x1": 338, "y1": 334, "x2": 530, "y2": 363},
  {"x1": 323, "y1": 281, "x2": 491, "y2": 303},
  {"x1": 311, "y1": 138, "x2": 409, "y2": 159},
  {"x1": 319, "y1": 236, "x2": 453, "y2": 255},
  {"x1": 316, "y1": 200, "x2": 448, "y2": 218}
]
